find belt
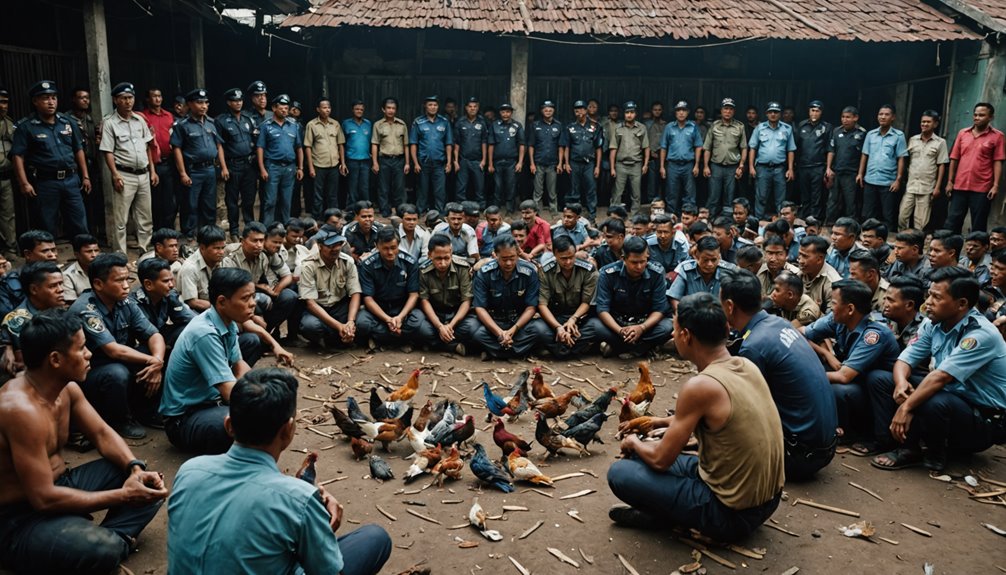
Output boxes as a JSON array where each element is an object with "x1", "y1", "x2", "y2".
[
  {"x1": 0, "y1": 170, "x2": 11, "y2": 181},
  {"x1": 187, "y1": 160, "x2": 215, "y2": 170},
  {"x1": 618, "y1": 160, "x2": 638, "y2": 166},
  {"x1": 226, "y1": 155, "x2": 254, "y2": 164},
  {"x1": 115, "y1": 164, "x2": 149, "y2": 175},
  {"x1": 266, "y1": 159, "x2": 293, "y2": 166},
  {"x1": 667, "y1": 159, "x2": 692, "y2": 165},
  {"x1": 573, "y1": 157, "x2": 593, "y2": 164},
  {"x1": 379, "y1": 154, "x2": 404, "y2": 159},
  {"x1": 30, "y1": 166, "x2": 77, "y2": 180},
  {"x1": 758, "y1": 162, "x2": 784, "y2": 168},
  {"x1": 716, "y1": 161, "x2": 740, "y2": 167}
]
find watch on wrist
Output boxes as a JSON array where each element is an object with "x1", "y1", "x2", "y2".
[{"x1": 127, "y1": 459, "x2": 147, "y2": 472}]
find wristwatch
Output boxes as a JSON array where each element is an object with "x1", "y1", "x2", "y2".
[{"x1": 127, "y1": 459, "x2": 147, "y2": 472}]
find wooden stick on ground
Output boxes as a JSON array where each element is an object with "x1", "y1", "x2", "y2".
[
  {"x1": 763, "y1": 522, "x2": 800, "y2": 537},
  {"x1": 518, "y1": 520, "x2": 544, "y2": 540},
  {"x1": 794, "y1": 498, "x2": 860, "y2": 518},
  {"x1": 849, "y1": 481, "x2": 884, "y2": 502},
  {"x1": 900, "y1": 523, "x2": 932, "y2": 537},
  {"x1": 508, "y1": 556, "x2": 531, "y2": 575},
  {"x1": 375, "y1": 505, "x2": 397, "y2": 521},
  {"x1": 406, "y1": 508, "x2": 442, "y2": 525},
  {"x1": 306, "y1": 426, "x2": 335, "y2": 439},
  {"x1": 614, "y1": 554, "x2": 641, "y2": 575}
]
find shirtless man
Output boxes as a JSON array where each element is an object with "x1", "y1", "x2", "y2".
[{"x1": 0, "y1": 309, "x2": 167, "y2": 574}]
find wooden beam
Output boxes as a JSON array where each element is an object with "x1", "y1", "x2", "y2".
[
  {"x1": 936, "y1": 0, "x2": 1006, "y2": 34},
  {"x1": 510, "y1": 38, "x2": 529, "y2": 126},
  {"x1": 190, "y1": 16, "x2": 206, "y2": 88},
  {"x1": 82, "y1": 0, "x2": 115, "y2": 246}
]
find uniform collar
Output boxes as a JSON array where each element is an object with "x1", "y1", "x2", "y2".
[
  {"x1": 206, "y1": 305, "x2": 236, "y2": 336},
  {"x1": 741, "y1": 310, "x2": 770, "y2": 335},
  {"x1": 939, "y1": 308, "x2": 980, "y2": 335},
  {"x1": 227, "y1": 444, "x2": 280, "y2": 471}
]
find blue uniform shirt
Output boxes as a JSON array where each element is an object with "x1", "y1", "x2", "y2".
[
  {"x1": 10, "y1": 112, "x2": 83, "y2": 169},
  {"x1": 160, "y1": 307, "x2": 242, "y2": 417},
  {"x1": 749, "y1": 121, "x2": 797, "y2": 165},
  {"x1": 256, "y1": 118, "x2": 302, "y2": 163},
  {"x1": 215, "y1": 112, "x2": 255, "y2": 159},
  {"x1": 472, "y1": 259, "x2": 539, "y2": 323},
  {"x1": 560, "y1": 119, "x2": 603, "y2": 162},
  {"x1": 168, "y1": 444, "x2": 343, "y2": 574},
  {"x1": 170, "y1": 115, "x2": 223, "y2": 164},
  {"x1": 669, "y1": 259, "x2": 739, "y2": 301},
  {"x1": 69, "y1": 290, "x2": 159, "y2": 366},
  {"x1": 453, "y1": 116, "x2": 488, "y2": 161},
  {"x1": 825, "y1": 245, "x2": 870, "y2": 279},
  {"x1": 0, "y1": 299, "x2": 40, "y2": 349},
  {"x1": 128, "y1": 286, "x2": 196, "y2": 332},
  {"x1": 343, "y1": 118, "x2": 372, "y2": 160},
  {"x1": 477, "y1": 222, "x2": 511, "y2": 258},
  {"x1": 0, "y1": 269, "x2": 25, "y2": 319},
  {"x1": 862, "y1": 127, "x2": 908, "y2": 186},
  {"x1": 595, "y1": 260, "x2": 668, "y2": 319},
  {"x1": 804, "y1": 312, "x2": 900, "y2": 375},
  {"x1": 489, "y1": 120, "x2": 524, "y2": 161},
  {"x1": 660, "y1": 121, "x2": 703, "y2": 162},
  {"x1": 738, "y1": 310, "x2": 838, "y2": 447},
  {"x1": 528, "y1": 119, "x2": 562, "y2": 166},
  {"x1": 647, "y1": 233, "x2": 690, "y2": 276},
  {"x1": 551, "y1": 221, "x2": 589, "y2": 246},
  {"x1": 410, "y1": 115, "x2": 453, "y2": 162},
  {"x1": 898, "y1": 309, "x2": 1006, "y2": 409},
  {"x1": 358, "y1": 251, "x2": 419, "y2": 313}
]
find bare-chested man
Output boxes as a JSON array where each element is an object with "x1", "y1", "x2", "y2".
[{"x1": 0, "y1": 309, "x2": 167, "y2": 574}]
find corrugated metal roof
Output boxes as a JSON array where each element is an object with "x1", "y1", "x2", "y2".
[{"x1": 282, "y1": 0, "x2": 979, "y2": 42}]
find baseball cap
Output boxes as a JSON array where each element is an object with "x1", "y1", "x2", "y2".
[{"x1": 319, "y1": 231, "x2": 347, "y2": 246}]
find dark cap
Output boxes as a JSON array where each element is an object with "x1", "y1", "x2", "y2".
[
  {"x1": 498, "y1": 103, "x2": 513, "y2": 111},
  {"x1": 573, "y1": 100, "x2": 587, "y2": 109},
  {"x1": 291, "y1": 100, "x2": 302, "y2": 110},
  {"x1": 808, "y1": 99, "x2": 824, "y2": 109},
  {"x1": 720, "y1": 97, "x2": 736, "y2": 108},
  {"x1": 111, "y1": 82, "x2": 135, "y2": 97},
  {"x1": 174, "y1": 95, "x2": 186, "y2": 105},
  {"x1": 624, "y1": 101, "x2": 638, "y2": 111},
  {"x1": 29, "y1": 80, "x2": 58, "y2": 98},
  {"x1": 424, "y1": 95, "x2": 439, "y2": 103},
  {"x1": 318, "y1": 231, "x2": 347, "y2": 246},
  {"x1": 766, "y1": 101, "x2": 782, "y2": 112},
  {"x1": 541, "y1": 100, "x2": 556, "y2": 109},
  {"x1": 224, "y1": 88, "x2": 243, "y2": 101},
  {"x1": 841, "y1": 105, "x2": 859, "y2": 115},
  {"x1": 185, "y1": 88, "x2": 209, "y2": 102},
  {"x1": 466, "y1": 96, "x2": 479, "y2": 104},
  {"x1": 271, "y1": 94, "x2": 291, "y2": 106},
  {"x1": 247, "y1": 81, "x2": 267, "y2": 95},
  {"x1": 0, "y1": 88, "x2": 8, "y2": 99},
  {"x1": 461, "y1": 201, "x2": 480, "y2": 216},
  {"x1": 673, "y1": 100, "x2": 689, "y2": 111}
]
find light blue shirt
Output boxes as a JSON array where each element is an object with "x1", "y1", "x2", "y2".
[
  {"x1": 862, "y1": 126, "x2": 908, "y2": 186},
  {"x1": 659, "y1": 121, "x2": 703, "y2": 162},
  {"x1": 159, "y1": 307, "x2": 241, "y2": 417},
  {"x1": 409, "y1": 115, "x2": 453, "y2": 162},
  {"x1": 167, "y1": 444, "x2": 343, "y2": 575},
  {"x1": 668, "y1": 259, "x2": 738, "y2": 300},
  {"x1": 898, "y1": 309, "x2": 1006, "y2": 409},
  {"x1": 342, "y1": 118, "x2": 372, "y2": 160},
  {"x1": 749, "y1": 121, "x2": 797, "y2": 165}
]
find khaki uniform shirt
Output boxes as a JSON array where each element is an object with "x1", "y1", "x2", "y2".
[
  {"x1": 99, "y1": 112, "x2": 153, "y2": 170},
  {"x1": 138, "y1": 251, "x2": 184, "y2": 285},
  {"x1": 304, "y1": 117, "x2": 345, "y2": 169},
  {"x1": 61, "y1": 261, "x2": 91, "y2": 302},
  {"x1": 646, "y1": 118, "x2": 667, "y2": 158},
  {"x1": 610, "y1": 122, "x2": 649, "y2": 164},
  {"x1": 222, "y1": 245, "x2": 269, "y2": 283},
  {"x1": 0, "y1": 116, "x2": 15, "y2": 171},
  {"x1": 298, "y1": 251, "x2": 360, "y2": 307},
  {"x1": 756, "y1": 262, "x2": 800, "y2": 298},
  {"x1": 419, "y1": 256, "x2": 472, "y2": 315},
  {"x1": 371, "y1": 117, "x2": 409, "y2": 156},
  {"x1": 802, "y1": 263, "x2": 842, "y2": 311},
  {"x1": 871, "y1": 277, "x2": 890, "y2": 313},
  {"x1": 703, "y1": 119, "x2": 748, "y2": 165},
  {"x1": 178, "y1": 250, "x2": 218, "y2": 302},
  {"x1": 538, "y1": 257, "x2": 598, "y2": 316},
  {"x1": 780, "y1": 294, "x2": 821, "y2": 326},
  {"x1": 905, "y1": 133, "x2": 949, "y2": 195}
]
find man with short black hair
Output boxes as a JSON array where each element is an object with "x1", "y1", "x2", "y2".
[
  {"x1": 798, "y1": 235, "x2": 842, "y2": 310},
  {"x1": 825, "y1": 106, "x2": 866, "y2": 222},
  {"x1": 471, "y1": 235, "x2": 543, "y2": 358},
  {"x1": 0, "y1": 261, "x2": 64, "y2": 377},
  {"x1": 299, "y1": 230, "x2": 361, "y2": 347},
  {"x1": 826, "y1": 217, "x2": 869, "y2": 279},
  {"x1": 928, "y1": 231, "x2": 964, "y2": 274},
  {"x1": 899, "y1": 110, "x2": 948, "y2": 231},
  {"x1": 561, "y1": 100, "x2": 603, "y2": 221},
  {"x1": 769, "y1": 270, "x2": 821, "y2": 327},
  {"x1": 222, "y1": 221, "x2": 297, "y2": 334},
  {"x1": 961, "y1": 230, "x2": 992, "y2": 286},
  {"x1": 849, "y1": 252, "x2": 889, "y2": 313},
  {"x1": 709, "y1": 216, "x2": 747, "y2": 264},
  {"x1": 475, "y1": 205, "x2": 510, "y2": 258},
  {"x1": 945, "y1": 103, "x2": 1005, "y2": 234},
  {"x1": 410, "y1": 95, "x2": 454, "y2": 214},
  {"x1": 417, "y1": 234, "x2": 477, "y2": 354},
  {"x1": 343, "y1": 100, "x2": 372, "y2": 206},
  {"x1": 432, "y1": 202, "x2": 479, "y2": 262},
  {"x1": 453, "y1": 97, "x2": 488, "y2": 208},
  {"x1": 343, "y1": 200, "x2": 384, "y2": 262},
  {"x1": 171, "y1": 89, "x2": 228, "y2": 236},
  {"x1": 534, "y1": 235, "x2": 598, "y2": 357},
  {"x1": 860, "y1": 218, "x2": 893, "y2": 275},
  {"x1": 758, "y1": 235, "x2": 800, "y2": 298},
  {"x1": 372, "y1": 97, "x2": 409, "y2": 217},
  {"x1": 0, "y1": 230, "x2": 58, "y2": 318},
  {"x1": 131, "y1": 257, "x2": 195, "y2": 348},
  {"x1": 858, "y1": 105, "x2": 907, "y2": 231},
  {"x1": 886, "y1": 229, "x2": 930, "y2": 282},
  {"x1": 356, "y1": 227, "x2": 427, "y2": 351},
  {"x1": 669, "y1": 236, "x2": 738, "y2": 311},
  {"x1": 62, "y1": 233, "x2": 100, "y2": 304},
  {"x1": 703, "y1": 98, "x2": 747, "y2": 218},
  {"x1": 140, "y1": 227, "x2": 185, "y2": 283},
  {"x1": 646, "y1": 213, "x2": 689, "y2": 279},
  {"x1": 590, "y1": 218, "x2": 626, "y2": 269},
  {"x1": 795, "y1": 100, "x2": 832, "y2": 221},
  {"x1": 397, "y1": 203, "x2": 430, "y2": 261}
]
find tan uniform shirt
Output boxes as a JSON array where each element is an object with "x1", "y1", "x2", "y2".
[
  {"x1": 703, "y1": 119, "x2": 748, "y2": 165},
  {"x1": 304, "y1": 117, "x2": 345, "y2": 169},
  {"x1": 538, "y1": 257, "x2": 598, "y2": 316},
  {"x1": 872, "y1": 277, "x2": 890, "y2": 313},
  {"x1": 802, "y1": 263, "x2": 842, "y2": 311},
  {"x1": 419, "y1": 256, "x2": 472, "y2": 315},
  {"x1": 780, "y1": 294, "x2": 822, "y2": 326},
  {"x1": 610, "y1": 122, "x2": 649, "y2": 164},
  {"x1": 61, "y1": 261, "x2": 91, "y2": 302},
  {"x1": 0, "y1": 116, "x2": 14, "y2": 171},
  {"x1": 905, "y1": 133, "x2": 949, "y2": 195},
  {"x1": 757, "y1": 262, "x2": 801, "y2": 298},
  {"x1": 646, "y1": 119, "x2": 667, "y2": 158},
  {"x1": 298, "y1": 251, "x2": 361, "y2": 307},
  {"x1": 99, "y1": 112, "x2": 153, "y2": 170},
  {"x1": 138, "y1": 251, "x2": 184, "y2": 285},
  {"x1": 371, "y1": 117, "x2": 409, "y2": 156},
  {"x1": 178, "y1": 250, "x2": 218, "y2": 302},
  {"x1": 222, "y1": 245, "x2": 269, "y2": 283}
]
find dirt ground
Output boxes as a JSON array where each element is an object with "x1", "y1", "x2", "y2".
[{"x1": 53, "y1": 347, "x2": 1005, "y2": 575}]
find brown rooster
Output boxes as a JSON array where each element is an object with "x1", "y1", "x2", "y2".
[
  {"x1": 294, "y1": 451, "x2": 318, "y2": 485},
  {"x1": 492, "y1": 418, "x2": 533, "y2": 454},
  {"x1": 388, "y1": 368, "x2": 423, "y2": 402},
  {"x1": 618, "y1": 396, "x2": 651, "y2": 423},
  {"x1": 529, "y1": 366, "x2": 553, "y2": 401},
  {"x1": 534, "y1": 412, "x2": 589, "y2": 458},
  {"x1": 413, "y1": 400, "x2": 433, "y2": 432},
  {"x1": 616, "y1": 416, "x2": 656, "y2": 439},
  {"x1": 431, "y1": 445, "x2": 464, "y2": 486},
  {"x1": 627, "y1": 361, "x2": 656, "y2": 406},
  {"x1": 350, "y1": 436, "x2": 373, "y2": 460},
  {"x1": 533, "y1": 389, "x2": 581, "y2": 419}
]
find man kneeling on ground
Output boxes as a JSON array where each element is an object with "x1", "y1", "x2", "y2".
[
  {"x1": 0, "y1": 309, "x2": 167, "y2": 574},
  {"x1": 608, "y1": 292, "x2": 784, "y2": 542},
  {"x1": 167, "y1": 367, "x2": 392, "y2": 574}
]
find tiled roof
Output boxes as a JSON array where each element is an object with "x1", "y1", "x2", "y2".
[
  {"x1": 935, "y1": 0, "x2": 1006, "y2": 33},
  {"x1": 283, "y1": 0, "x2": 980, "y2": 42}
]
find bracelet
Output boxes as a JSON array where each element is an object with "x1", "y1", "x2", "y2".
[
  {"x1": 127, "y1": 459, "x2": 147, "y2": 472},
  {"x1": 82, "y1": 176, "x2": 90, "y2": 180}
]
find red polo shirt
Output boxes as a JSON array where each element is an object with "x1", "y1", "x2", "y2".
[
  {"x1": 524, "y1": 216, "x2": 552, "y2": 252},
  {"x1": 139, "y1": 107, "x2": 176, "y2": 163},
  {"x1": 950, "y1": 126, "x2": 1005, "y2": 193}
]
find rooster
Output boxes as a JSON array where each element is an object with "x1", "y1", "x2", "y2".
[
  {"x1": 533, "y1": 389, "x2": 581, "y2": 419},
  {"x1": 430, "y1": 414, "x2": 475, "y2": 448},
  {"x1": 404, "y1": 426, "x2": 433, "y2": 454},
  {"x1": 628, "y1": 361, "x2": 656, "y2": 405},
  {"x1": 561, "y1": 412, "x2": 608, "y2": 446},
  {"x1": 295, "y1": 451, "x2": 318, "y2": 485},
  {"x1": 358, "y1": 407, "x2": 413, "y2": 450},
  {"x1": 413, "y1": 400, "x2": 434, "y2": 432},
  {"x1": 482, "y1": 381, "x2": 509, "y2": 419},
  {"x1": 370, "y1": 387, "x2": 409, "y2": 420},
  {"x1": 426, "y1": 401, "x2": 460, "y2": 443},
  {"x1": 350, "y1": 437, "x2": 372, "y2": 460},
  {"x1": 330, "y1": 405, "x2": 365, "y2": 439},
  {"x1": 431, "y1": 445, "x2": 464, "y2": 486},
  {"x1": 470, "y1": 443, "x2": 514, "y2": 492},
  {"x1": 618, "y1": 396, "x2": 650, "y2": 423},
  {"x1": 616, "y1": 415, "x2": 656, "y2": 439},
  {"x1": 502, "y1": 370, "x2": 530, "y2": 420},
  {"x1": 534, "y1": 412, "x2": 589, "y2": 458},
  {"x1": 346, "y1": 396, "x2": 372, "y2": 423},
  {"x1": 388, "y1": 368, "x2": 423, "y2": 402},
  {"x1": 564, "y1": 387, "x2": 617, "y2": 428},
  {"x1": 529, "y1": 366, "x2": 554, "y2": 401},
  {"x1": 404, "y1": 445, "x2": 443, "y2": 483},
  {"x1": 492, "y1": 418, "x2": 532, "y2": 454},
  {"x1": 507, "y1": 450, "x2": 553, "y2": 486}
]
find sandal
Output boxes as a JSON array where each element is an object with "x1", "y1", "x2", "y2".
[
  {"x1": 848, "y1": 441, "x2": 885, "y2": 457},
  {"x1": 871, "y1": 448, "x2": 923, "y2": 471}
]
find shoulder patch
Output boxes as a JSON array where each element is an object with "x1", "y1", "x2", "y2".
[
  {"x1": 451, "y1": 255, "x2": 471, "y2": 267},
  {"x1": 540, "y1": 258, "x2": 557, "y2": 273},
  {"x1": 398, "y1": 251, "x2": 417, "y2": 265},
  {"x1": 337, "y1": 251, "x2": 355, "y2": 264},
  {"x1": 361, "y1": 251, "x2": 380, "y2": 266},
  {"x1": 647, "y1": 261, "x2": 665, "y2": 274},
  {"x1": 419, "y1": 258, "x2": 434, "y2": 271},
  {"x1": 574, "y1": 258, "x2": 595, "y2": 272},
  {"x1": 480, "y1": 259, "x2": 499, "y2": 273},
  {"x1": 604, "y1": 263, "x2": 620, "y2": 274},
  {"x1": 959, "y1": 337, "x2": 978, "y2": 351},
  {"x1": 3, "y1": 308, "x2": 31, "y2": 333},
  {"x1": 85, "y1": 315, "x2": 106, "y2": 334},
  {"x1": 862, "y1": 330, "x2": 880, "y2": 345},
  {"x1": 516, "y1": 261, "x2": 535, "y2": 276}
]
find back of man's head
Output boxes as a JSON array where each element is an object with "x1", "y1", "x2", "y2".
[
  {"x1": 229, "y1": 368, "x2": 299, "y2": 446},
  {"x1": 719, "y1": 269, "x2": 762, "y2": 314},
  {"x1": 21, "y1": 309, "x2": 83, "y2": 370},
  {"x1": 677, "y1": 292, "x2": 729, "y2": 346}
]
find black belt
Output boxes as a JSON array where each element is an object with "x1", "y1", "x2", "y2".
[
  {"x1": 0, "y1": 170, "x2": 11, "y2": 181},
  {"x1": 187, "y1": 160, "x2": 215, "y2": 170},
  {"x1": 115, "y1": 164, "x2": 149, "y2": 175},
  {"x1": 266, "y1": 159, "x2": 293, "y2": 166},
  {"x1": 379, "y1": 154, "x2": 404, "y2": 159},
  {"x1": 30, "y1": 166, "x2": 77, "y2": 180},
  {"x1": 758, "y1": 162, "x2": 784, "y2": 168},
  {"x1": 716, "y1": 161, "x2": 740, "y2": 167},
  {"x1": 226, "y1": 155, "x2": 254, "y2": 164},
  {"x1": 667, "y1": 159, "x2": 692, "y2": 165}
]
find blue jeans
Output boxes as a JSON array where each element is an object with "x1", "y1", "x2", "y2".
[
  {"x1": 456, "y1": 157, "x2": 485, "y2": 207},
  {"x1": 165, "y1": 405, "x2": 232, "y2": 455},
  {"x1": 312, "y1": 166, "x2": 341, "y2": 219},
  {"x1": 225, "y1": 159, "x2": 257, "y2": 235},
  {"x1": 708, "y1": 163, "x2": 738, "y2": 218},
  {"x1": 754, "y1": 164, "x2": 786, "y2": 219},
  {"x1": 607, "y1": 455, "x2": 781, "y2": 542},
  {"x1": 664, "y1": 161, "x2": 696, "y2": 213},
  {"x1": 532, "y1": 314, "x2": 599, "y2": 357},
  {"x1": 185, "y1": 166, "x2": 216, "y2": 235},
  {"x1": 262, "y1": 161, "x2": 295, "y2": 226},
  {"x1": 346, "y1": 159, "x2": 371, "y2": 205},
  {"x1": 415, "y1": 312, "x2": 480, "y2": 351},
  {"x1": 34, "y1": 175, "x2": 89, "y2": 238},
  {"x1": 568, "y1": 160, "x2": 598, "y2": 220},
  {"x1": 336, "y1": 524, "x2": 393, "y2": 575},
  {"x1": 493, "y1": 159, "x2": 517, "y2": 211},
  {"x1": 417, "y1": 159, "x2": 446, "y2": 213},
  {"x1": 0, "y1": 458, "x2": 163, "y2": 574},
  {"x1": 377, "y1": 156, "x2": 405, "y2": 216}
]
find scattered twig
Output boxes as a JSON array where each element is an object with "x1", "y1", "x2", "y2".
[
  {"x1": 522, "y1": 488, "x2": 554, "y2": 498},
  {"x1": 318, "y1": 476, "x2": 348, "y2": 486},
  {"x1": 547, "y1": 547, "x2": 580, "y2": 568},
  {"x1": 560, "y1": 489, "x2": 595, "y2": 500},
  {"x1": 578, "y1": 548, "x2": 594, "y2": 564},
  {"x1": 878, "y1": 536, "x2": 899, "y2": 545},
  {"x1": 306, "y1": 426, "x2": 334, "y2": 439},
  {"x1": 375, "y1": 505, "x2": 397, "y2": 521},
  {"x1": 551, "y1": 472, "x2": 585, "y2": 482},
  {"x1": 508, "y1": 555, "x2": 531, "y2": 575},
  {"x1": 849, "y1": 481, "x2": 884, "y2": 502},
  {"x1": 615, "y1": 553, "x2": 641, "y2": 575},
  {"x1": 900, "y1": 523, "x2": 932, "y2": 537},
  {"x1": 406, "y1": 508, "x2": 442, "y2": 525},
  {"x1": 518, "y1": 519, "x2": 544, "y2": 540},
  {"x1": 841, "y1": 462, "x2": 861, "y2": 473},
  {"x1": 795, "y1": 498, "x2": 860, "y2": 518},
  {"x1": 780, "y1": 568, "x2": 800, "y2": 575},
  {"x1": 677, "y1": 538, "x2": 737, "y2": 569},
  {"x1": 763, "y1": 522, "x2": 800, "y2": 537}
]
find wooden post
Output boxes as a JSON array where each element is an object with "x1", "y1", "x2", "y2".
[
  {"x1": 83, "y1": 0, "x2": 115, "y2": 246},
  {"x1": 191, "y1": 16, "x2": 205, "y2": 88},
  {"x1": 510, "y1": 38, "x2": 529, "y2": 125}
]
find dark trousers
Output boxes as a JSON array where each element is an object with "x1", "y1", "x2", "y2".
[
  {"x1": 225, "y1": 160, "x2": 257, "y2": 235},
  {"x1": 827, "y1": 172, "x2": 858, "y2": 223},
  {"x1": 833, "y1": 379, "x2": 870, "y2": 439},
  {"x1": 492, "y1": 160, "x2": 517, "y2": 212},
  {"x1": 472, "y1": 317, "x2": 543, "y2": 358},
  {"x1": 532, "y1": 314, "x2": 599, "y2": 357},
  {"x1": 568, "y1": 161, "x2": 598, "y2": 220},
  {"x1": 415, "y1": 311, "x2": 479, "y2": 350},
  {"x1": 338, "y1": 523, "x2": 393, "y2": 575},
  {"x1": 645, "y1": 155, "x2": 663, "y2": 204},
  {"x1": 946, "y1": 190, "x2": 992, "y2": 234},
  {"x1": 184, "y1": 166, "x2": 216, "y2": 235},
  {"x1": 300, "y1": 300, "x2": 352, "y2": 345},
  {"x1": 262, "y1": 161, "x2": 295, "y2": 226},
  {"x1": 797, "y1": 165, "x2": 826, "y2": 220},
  {"x1": 80, "y1": 361, "x2": 160, "y2": 429},
  {"x1": 784, "y1": 435, "x2": 837, "y2": 481},
  {"x1": 665, "y1": 161, "x2": 697, "y2": 213},
  {"x1": 165, "y1": 404, "x2": 232, "y2": 455},
  {"x1": 586, "y1": 316, "x2": 672, "y2": 355},
  {"x1": 754, "y1": 164, "x2": 785, "y2": 219},
  {"x1": 862, "y1": 182, "x2": 899, "y2": 232},
  {"x1": 0, "y1": 458, "x2": 163, "y2": 575},
  {"x1": 607, "y1": 456, "x2": 781, "y2": 543},
  {"x1": 33, "y1": 175, "x2": 88, "y2": 238},
  {"x1": 152, "y1": 161, "x2": 177, "y2": 230},
  {"x1": 377, "y1": 156, "x2": 405, "y2": 216},
  {"x1": 417, "y1": 159, "x2": 446, "y2": 213},
  {"x1": 346, "y1": 159, "x2": 371, "y2": 205},
  {"x1": 313, "y1": 166, "x2": 341, "y2": 219},
  {"x1": 356, "y1": 308, "x2": 428, "y2": 346},
  {"x1": 456, "y1": 157, "x2": 485, "y2": 207},
  {"x1": 254, "y1": 287, "x2": 298, "y2": 333},
  {"x1": 708, "y1": 163, "x2": 738, "y2": 218},
  {"x1": 238, "y1": 331, "x2": 264, "y2": 366}
]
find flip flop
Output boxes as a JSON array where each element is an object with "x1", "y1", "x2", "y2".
[
  {"x1": 848, "y1": 441, "x2": 884, "y2": 457},
  {"x1": 870, "y1": 448, "x2": 923, "y2": 471}
]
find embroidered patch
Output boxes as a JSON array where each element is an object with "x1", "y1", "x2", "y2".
[
  {"x1": 3, "y1": 308, "x2": 31, "y2": 334},
  {"x1": 960, "y1": 337, "x2": 978, "y2": 350},
  {"x1": 863, "y1": 331, "x2": 880, "y2": 345},
  {"x1": 85, "y1": 315, "x2": 105, "y2": 333}
]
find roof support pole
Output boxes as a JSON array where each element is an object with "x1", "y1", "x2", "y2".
[
  {"x1": 510, "y1": 37, "x2": 529, "y2": 126},
  {"x1": 83, "y1": 0, "x2": 115, "y2": 245},
  {"x1": 191, "y1": 16, "x2": 206, "y2": 88}
]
